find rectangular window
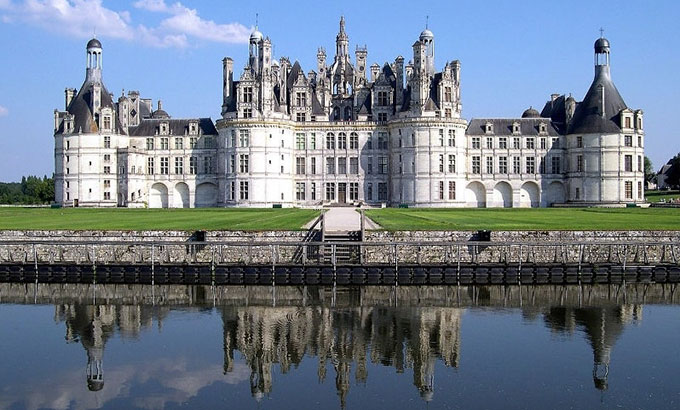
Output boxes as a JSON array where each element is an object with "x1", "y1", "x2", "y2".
[
  {"x1": 104, "y1": 192, "x2": 110, "y2": 200},
  {"x1": 439, "y1": 129, "x2": 445, "y2": 147},
  {"x1": 190, "y1": 137, "x2": 197, "y2": 149},
  {"x1": 296, "y1": 157, "x2": 306, "y2": 175},
  {"x1": 239, "y1": 130, "x2": 249, "y2": 147},
  {"x1": 190, "y1": 156, "x2": 197, "y2": 174},
  {"x1": 486, "y1": 137, "x2": 493, "y2": 149},
  {"x1": 295, "y1": 133, "x2": 306, "y2": 150},
  {"x1": 625, "y1": 181, "x2": 633, "y2": 199},
  {"x1": 161, "y1": 137, "x2": 169, "y2": 150},
  {"x1": 311, "y1": 157, "x2": 316, "y2": 174},
  {"x1": 204, "y1": 136, "x2": 215, "y2": 149},
  {"x1": 378, "y1": 112, "x2": 388, "y2": 122},
  {"x1": 378, "y1": 133, "x2": 388, "y2": 150},
  {"x1": 526, "y1": 138, "x2": 535, "y2": 149},
  {"x1": 378, "y1": 157, "x2": 388, "y2": 174},
  {"x1": 326, "y1": 134, "x2": 335, "y2": 149},
  {"x1": 367, "y1": 157, "x2": 373, "y2": 174},
  {"x1": 160, "y1": 157, "x2": 169, "y2": 175},
  {"x1": 296, "y1": 92, "x2": 306, "y2": 106},
  {"x1": 103, "y1": 154, "x2": 110, "y2": 162},
  {"x1": 326, "y1": 157, "x2": 335, "y2": 174},
  {"x1": 338, "y1": 157, "x2": 347, "y2": 174},
  {"x1": 230, "y1": 181, "x2": 235, "y2": 200},
  {"x1": 230, "y1": 131, "x2": 236, "y2": 148},
  {"x1": 146, "y1": 138, "x2": 154, "y2": 150},
  {"x1": 577, "y1": 155, "x2": 584, "y2": 172},
  {"x1": 103, "y1": 166, "x2": 111, "y2": 174},
  {"x1": 638, "y1": 155, "x2": 642, "y2": 172},
  {"x1": 103, "y1": 180, "x2": 110, "y2": 188},
  {"x1": 513, "y1": 137, "x2": 520, "y2": 149},
  {"x1": 203, "y1": 156, "x2": 213, "y2": 174},
  {"x1": 175, "y1": 138, "x2": 183, "y2": 150},
  {"x1": 240, "y1": 181, "x2": 249, "y2": 200},
  {"x1": 492, "y1": 156, "x2": 505, "y2": 175},
  {"x1": 296, "y1": 182, "x2": 306, "y2": 201},
  {"x1": 625, "y1": 155, "x2": 632, "y2": 172},
  {"x1": 486, "y1": 157, "x2": 494, "y2": 174},
  {"x1": 526, "y1": 157, "x2": 535, "y2": 173},
  {"x1": 499, "y1": 137, "x2": 507, "y2": 149},
  {"x1": 378, "y1": 183, "x2": 388, "y2": 201},
  {"x1": 366, "y1": 183, "x2": 373, "y2": 201},
  {"x1": 625, "y1": 117, "x2": 632, "y2": 128},
  {"x1": 540, "y1": 138, "x2": 546, "y2": 150},
  {"x1": 350, "y1": 134, "x2": 359, "y2": 149},
  {"x1": 366, "y1": 134, "x2": 372, "y2": 149},
  {"x1": 349, "y1": 183, "x2": 359, "y2": 201},
  {"x1": 311, "y1": 182, "x2": 316, "y2": 200},
  {"x1": 229, "y1": 155, "x2": 235, "y2": 173},
  {"x1": 174, "y1": 157, "x2": 183, "y2": 174},
  {"x1": 448, "y1": 181, "x2": 456, "y2": 200},
  {"x1": 239, "y1": 154, "x2": 249, "y2": 173},
  {"x1": 472, "y1": 137, "x2": 480, "y2": 149},
  {"x1": 243, "y1": 108, "x2": 252, "y2": 118},
  {"x1": 445, "y1": 108, "x2": 452, "y2": 118},
  {"x1": 438, "y1": 181, "x2": 444, "y2": 200},
  {"x1": 577, "y1": 136, "x2": 583, "y2": 148},
  {"x1": 448, "y1": 130, "x2": 455, "y2": 147},
  {"x1": 624, "y1": 135, "x2": 633, "y2": 147},
  {"x1": 513, "y1": 156, "x2": 520, "y2": 174},
  {"x1": 310, "y1": 133, "x2": 316, "y2": 149},
  {"x1": 638, "y1": 136, "x2": 642, "y2": 147},
  {"x1": 338, "y1": 133, "x2": 347, "y2": 149},
  {"x1": 147, "y1": 158, "x2": 154, "y2": 174},
  {"x1": 444, "y1": 87, "x2": 452, "y2": 102},
  {"x1": 296, "y1": 112, "x2": 306, "y2": 122},
  {"x1": 575, "y1": 187, "x2": 581, "y2": 200},
  {"x1": 638, "y1": 181, "x2": 642, "y2": 199},
  {"x1": 378, "y1": 91, "x2": 389, "y2": 106},
  {"x1": 325, "y1": 183, "x2": 335, "y2": 201},
  {"x1": 104, "y1": 136, "x2": 111, "y2": 148},
  {"x1": 472, "y1": 156, "x2": 481, "y2": 174},
  {"x1": 439, "y1": 154, "x2": 444, "y2": 173},
  {"x1": 551, "y1": 156, "x2": 560, "y2": 174},
  {"x1": 243, "y1": 87, "x2": 253, "y2": 103},
  {"x1": 350, "y1": 157, "x2": 359, "y2": 174},
  {"x1": 103, "y1": 116, "x2": 111, "y2": 130},
  {"x1": 448, "y1": 155, "x2": 456, "y2": 173}
]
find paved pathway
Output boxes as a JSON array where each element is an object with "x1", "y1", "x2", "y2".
[{"x1": 303, "y1": 208, "x2": 381, "y2": 231}]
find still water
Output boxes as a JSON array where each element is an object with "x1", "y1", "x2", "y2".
[{"x1": 0, "y1": 283, "x2": 678, "y2": 410}]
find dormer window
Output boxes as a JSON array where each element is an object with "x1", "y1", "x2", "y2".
[
  {"x1": 512, "y1": 122, "x2": 521, "y2": 134},
  {"x1": 539, "y1": 123, "x2": 547, "y2": 133},
  {"x1": 160, "y1": 122, "x2": 169, "y2": 135},
  {"x1": 103, "y1": 116, "x2": 111, "y2": 130},
  {"x1": 189, "y1": 122, "x2": 198, "y2": 135},
  {"x1": 485, "y1": 122, "x2": 493, "y2": 134}
]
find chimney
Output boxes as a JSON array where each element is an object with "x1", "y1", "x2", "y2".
[{"x1": 65, "y1": 88, "x2": 76, "y2": 110}]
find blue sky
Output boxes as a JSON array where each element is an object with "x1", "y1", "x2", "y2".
[{"x1": 0, "y1": 0, "x2": 678, "y2": 182}]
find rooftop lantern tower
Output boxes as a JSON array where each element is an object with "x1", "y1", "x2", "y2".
[{"x1": 85, "y1": 37, "x2": 102, "y2": 83}]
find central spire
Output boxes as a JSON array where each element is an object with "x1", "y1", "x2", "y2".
[{"x1": 336, "y1": 16, "x2": 348, "y2": 57}]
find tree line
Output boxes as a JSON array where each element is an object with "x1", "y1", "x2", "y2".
[{"x1": 0, "y1": 176, "x2": 55, "y2": 204}]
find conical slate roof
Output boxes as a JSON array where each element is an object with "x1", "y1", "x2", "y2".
[{"x1": 569, "y1": 65, "x2": 627, "y2": 135}]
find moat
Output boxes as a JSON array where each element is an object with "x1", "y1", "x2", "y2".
[{"x1": 0, "y1": 283, "x2": 678, "y2": 409}]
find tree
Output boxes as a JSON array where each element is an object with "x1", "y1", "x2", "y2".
[
  {"x1": 666, "y1": 153, "x2": 680, "y2": 189},
  {"x1": 644, "y1": 156, "x2": 654, "y2": 186}
]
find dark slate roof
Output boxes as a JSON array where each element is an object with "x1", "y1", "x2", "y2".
[
  {"x1": 311, "y1": 92, "x2": 324, "y2": 115},
  {"x1": 151, "y1": 109, "x2": 170, "y2": 119},
  {"x1": 287, "y1": 61, "x2": 304, "y2": 90},
  {"x1": 522, "y1": 107, "x2": 541, "y2": 118},
  {"x1": 87, "y1": 38, "x2": 102, "y2": 48},
  {"x1": 128, "y1": 118, "x2": 217, "y2": 136},
  {"x1": 400, "y1": 87, "x2": 411, "y2": 112},
  {"x1": 540, "y1": 95, "x2": 568, "y2": 134},
  {"x1": 466, "y1": 118, "x2": 560, "y2": 136},
  {"x1": 358, "y1": 93, "x2": 371, "y2": 114},
  {"x1": 67, "y1": 80, "x2": 125, "y2": 134},
  {"x1": 569, "y1": 66, "x2": 627, "y2": 134}
]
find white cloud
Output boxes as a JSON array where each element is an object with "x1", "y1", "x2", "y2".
[
  {"x1": 0, "y1": 105, "x2": 8, "y2": 117},
  {"x1": 1, "y1": 0, "x2": 250, "y2": 48}
]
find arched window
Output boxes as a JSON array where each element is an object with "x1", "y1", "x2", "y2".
[
  {"x1": 333, "y1": 107, "x2": 340, "y2": 121},
  {"x1": 344, "y1": 106, "x2": 352, "y2": 121}
]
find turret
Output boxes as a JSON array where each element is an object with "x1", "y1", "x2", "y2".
[
  {"x1": 355, "y1": 46, "x2": 367, "y2": 84},
  {"x1": 419, "y1": 27, "x2": 435, "y2": 76},
  {"x1": 249, "y1": 27, "x2": 263, "y2": 74},
  {"x1": 222, "y1": 57, "x2": 234, "y2": 116},
  {"x1": 336, "y1": 16, "x2": 349, "y2": 58},
  {"x1": 85, "y1": 38, "x2": 102, "y2": 83}
]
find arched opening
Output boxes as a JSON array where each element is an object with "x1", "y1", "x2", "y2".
[
  {"x1": 344, "y1": 106, "x2": 352, "y2": 121},
  {"x1": 195, "y1": 183, "x2": 217, "y2": 208},
  {"x1": 174, "y1": 182, "x2": 190, "y2": 208},
  {"x1": 149, "y1": 183, "x2": 168, "y2": 208},
  {"x1": 465, "y1": 182, "x2": 486, "y2": 208},
  {"x1": 544, "y1": 181, "x2": 566, "y2": 207},
  {"x1": 333, "y1": 107, "x2": 340, "y2": 121},
  {"x1": 520, "y1": 181, "x2": 540, "y2": 208},
  {"x1": 492, "y1": 182, "x2": 512, "y2": 208}
]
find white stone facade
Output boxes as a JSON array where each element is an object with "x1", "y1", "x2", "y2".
[{"x1": 53, "y1": 20, "x2": 644, "y2": 208}]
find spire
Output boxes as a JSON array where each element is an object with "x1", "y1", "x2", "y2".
[
  {"x1": 335, "y1": 15, "x2": 348, "y2": 57},
  {"x1": 340, "y1": 15, "x2": 345, "y2": 34}
]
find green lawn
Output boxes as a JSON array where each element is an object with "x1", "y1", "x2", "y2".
[
  {"x1": 0, "y1": 208, "x2": 320, "y2": 231},
  {"x1": 645, "y1": 190, "x2": 680, "y2": 203},
  {"x1": 364, "y1": 208, "x2": 680, "y2": 231}
]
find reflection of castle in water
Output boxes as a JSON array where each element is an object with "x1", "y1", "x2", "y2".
[{"x1": 221, "y1": 306, "x2": 462, "y2": 406}]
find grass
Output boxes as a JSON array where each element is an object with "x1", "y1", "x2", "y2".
[
  {"x1": 0, "y1": 208, "x2": 320, "y2": 231},
  {"x1": 364, "y1": 207, "x2": 680, "y2": 231},
  {"x1": 645, "y1": 190, "x2": 680, "y2": 203}
]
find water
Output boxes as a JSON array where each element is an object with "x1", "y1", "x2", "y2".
[{"x1": 0, "y1": 284, "x2": 679, "y2": 409}]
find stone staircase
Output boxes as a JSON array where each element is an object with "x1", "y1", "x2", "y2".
[{"x1": 322, "y1": 230, "x2": 361, "y2": 264}]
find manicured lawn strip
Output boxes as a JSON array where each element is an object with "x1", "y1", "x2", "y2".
[
  {"x1": 364, "y1": 208, "x2": 680, "y2": 231},
  {"x1": 645, "y1": 190, "x2": 680, "y2": 203},
  {"x1": 0, "y1": 208, "x2": 320, "y2": 231}
]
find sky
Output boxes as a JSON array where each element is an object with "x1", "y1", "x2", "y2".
[{"x1": 0, "y1": 0, "x2": 678, "y2": 182}]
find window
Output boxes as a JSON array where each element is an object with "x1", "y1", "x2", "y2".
[
  {"x1": 174, "y1": 157, "x2": 183, "y2": 174},
  {"x1": 240, "y1": 181, "x2": 249, "y2": 200},
  {"x1": 472, "y1": 137, "x2": 480, "y2": 149},
  {"x1": 638, "y1": 136, "x2": 642, "y2": 147},
  {"x1": 147, "y1": 158, "x2": 154, "y2": 174},
  {"x1": 378, "y1": 133, "x2": 388, "y2": 149},
  {"x1": 295, "y1": 157, "x2": 306, "y2": 174},
  {"x1": 104, "y1": 136, "x2": 111, "y2": 148},
  {"x1": 367, "y1": 157, "x2": 373, "y2": 174},
  {"x1": 366, "y1": 134, "x2": 373, "y2": 149},
  {"x1": 625, "y1": 117, "x2": 632, "y2": 128},
  {"x1": 552, "y1": 138, "x2": 559, "y2": 148},
  {"x1": 439, "y1": 154, "x2": 444, "y2": 172},
  {"x1": 160, "y1": 157, "x2": 169, "y2": 174},
  {"x1": 296, "y1": 92, "x2": 306, "y2": 106},
  {"x1": 577, "y1": 136, "x2": 583, "y2": 148},
  {"x1": 103, "y1": 154, "x2": 110, "y2": 162},
  {"x1": 366, "y1": 183, "x2": 373, "y2": 201},
  {"x1": 439, "y1": 129, "x2": 445, "y2": 146},
  {"x1": 243, "y1": 87, "x2": 253, "y2": 103},
  {"x1": 448, "y1": 181, "x2": 456, "y2": 200},
  {"x1": 624, "y1": 135, "x2": 632, "y2": 147},
  {"x1": 445, "y1": 108, "x2": 452, "y2": 118},
  {"x1": 229, "y1": 155, "x2": 235, "y2": 173},
  {"x1": 338, "y1": 133, "x2": 347, "y2": 149},
  {"x1": 159, "y1": 137, "x2": 168, "y2": 150},
  {"x1": 577, "y1": 155, "x2": 583, "y2": 172},
  {"x1": 146, "y1": 138, "x2": 154, "y2": 150},
  {"x1": 296, "y1": 112, "x2": 306, "y2": 122},
  {"x1": 243, "y1": 108, "x2": 252, "y2": 118},
  {"x1": 326, "y1": 157, "x2": 335, "y2": 174},
  {"x1": 296, "y1": 182, "x2": 306, "y2": 200},
  {"x1": 378, "y1": 183, "x2": 388, "y2": 201},
  {"x1": 310, "y1": 133, "x2": 316, "y2": 149},
  {"x1": 486, "y1": 137, "x2": 493, "y2": 149},
  {"x1": 499, "y1": 137, "x2": 507, "y2": 149},
  {"x1": 448, "y1": 155, "x2": 456, "y2": 173},
  {"x1": 338, "y1": 157, "x2": 347, "y2": 174},
  {"x1": 448, "y1": 130, "x2": 455, "y2": 147},
  {"x1": 378, "y1": 157, "x2": 388, "y2": 174},
  {"x1": 513, "y1": 137, "x2": 520, "y2": 149},
  {"x1": 310, "y1": 157, "x2": 316, "y2": 174},
  {"x1": 230, "y1": 131, "x2": 236, "y2": 148},
  {"x1": 349, "y1": 183, "x2": 359, "y2": 201},
  {"x1": 325, "y1": 183, "x2": 335, "y2": 201},
  {"x1": 526, "y1": 157, "x2": 535, "y2": 173},
  {"x1": 625, "y1": 155, "x2": 632, "y2": 172},
  {"x1": 472, "y1": 156, "x2": 481, "y2": 174},
  {"x1": 526, "y1": 138, "x2": 535, "y2": 149},
  {"x1": 638, "y1": 155, "x2": 642, "y2": 172},
  {"x1": 311, "y1": 183, "x2": 316, "y2": 200},
  {"x1": 486, "y1": 157, "x2": 494, "y2": 174},
  {"x1": 239, "y1": 154, "x2": 249, "y2": 173},
  {"x1": 513, "y1": 156, "x2": 520, "y2": 174},
  {"x1": 175, "y1": 138, "x2": 183, "y2": 150},
  {"x1": 378, "y1": 91, "x2": 389, "y2": 106},
  {"x1": 326, "y1": 133, "x2": 335, "y2": 149},
  {"x1": 625, "y1": 181, "x2": 633, "y2": 199},
  {"x1": 540, "y1": 138, "x2": 546, "y2": 149},
  {"x1": 190, "y1": 156, "x2": 197, "y2": 174},
  {"x1": 103, "y1": 166, "x2": 111, "y2": 174},
  {"x1": 539, "y1": 158, "x2": 545, "y2": 174},
  {"x1": 189, "y1": 137, "x2": 197, "y2": 149},
  {"x1": 350, "y1": 133, "x2": 359, "y2": 149},
  {"x1": 438, "y1": 181, "x2": 445, "y2": 200},
  {"x1": 239, "y1": 130, "x2": 249, "y2": 147},
  {"x1": 103, "y1": 116, "x2": 111, "y2": 130},
  {"x1": 295, "y1": 133, "x2": 306, "y2": 150},
  {"x1": 377, "y1": 113, "x2": 388, "y2": 122},
  {"x1": 575, "y1": 187, "x2": 581, "y2": 200},
  {"x1": 350, "y1": 157, "x2": 358, "y2": 174},
  {"x1": 205, "y1": 136, "x2": 215, "y2": 149},
  {"x1": 203, "y1": 156, "x2": 213, "y2": 174},
  {"x1": 444, "y1": 87, "x2": 452, "y2": 102},
  {"x1": 551, "y1": 156, "x2": 560, "y2": 174},
  {"x1": 638, "y1": 181, "x2": 642, "y2": 199},
  {"x1": 103, "y1": 180, "x2": 110, "y2": 188},
  {"x1": 499, "y1": 156, "x2": 508, "y2": 174},
  {"x1": 104, "y1": 192, "x2": 110, "y2": 200}
]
